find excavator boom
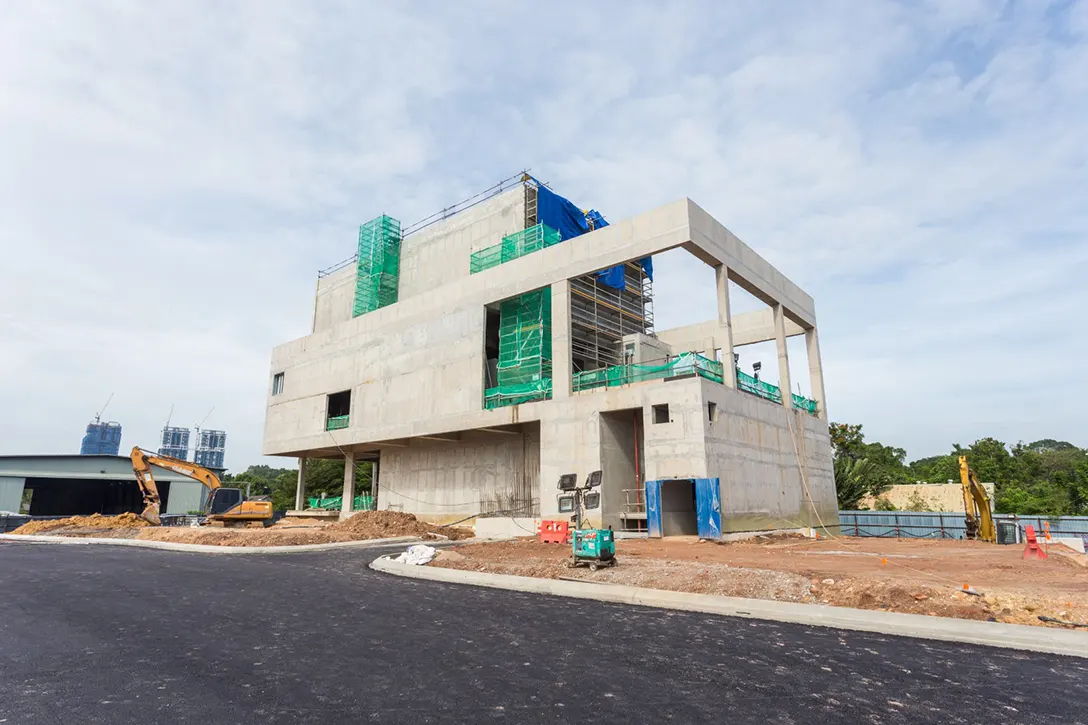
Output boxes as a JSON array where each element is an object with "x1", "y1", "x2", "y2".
[
  {"x1": 130, "y1": 446, "x2": 271, "y2": 526},
  {"x1": 959, "y1": 455, "x2": 996, "y2": 543}
]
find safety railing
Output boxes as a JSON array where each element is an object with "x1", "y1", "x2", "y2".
[
  {"x1": 736, "y1": 370, "x2": 818, "y2": 415},
  {"x1": 326, "y1": 415, "x2": 350, "y2": 431},
  {"x1": 572, "y1": 352, "x2": 723, "y2": 392}
]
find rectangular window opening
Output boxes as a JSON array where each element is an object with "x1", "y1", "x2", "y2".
[
  {"x1": 326, "y1": 390, "x2": 351, "y2": 430},
  {"x1": 652, "y1": 403, "x2": 669, "y2": 425},
  {"x1": 708, "y1": 402, "x2": 717, "y2": 423},
  {"x1": 272, "y1": 372, "x2": 285, "y2": 396}
]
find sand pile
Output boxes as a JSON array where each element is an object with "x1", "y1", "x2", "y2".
[
  {"x1": 12, "y1": 512, "x2": 151, "y2": 535},
  {"x1": 327, "y1": 510, "x2": 474, "y2": 540}
]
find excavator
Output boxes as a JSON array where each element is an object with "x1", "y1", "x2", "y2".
[
  {"x1": 959, "y1": 455, "x2": 996, "y2": 543},
  {"x1": 130, "y1": 446, "x2": 273, "y2": 527}
]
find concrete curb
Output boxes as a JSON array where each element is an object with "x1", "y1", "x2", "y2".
[
  {"x1": 369, "y1": 555, "x2": 1088, "y2": 659},
  {"x1": 0, "y1": 533, "x2": 422, "y2": 555}
]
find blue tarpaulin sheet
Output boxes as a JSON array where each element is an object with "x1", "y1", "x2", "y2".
[{"x1": 531, "y1": 176, "x2": 652, "y2": 289}]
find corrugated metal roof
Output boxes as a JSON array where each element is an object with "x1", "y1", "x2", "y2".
[{"x1": 0, "y1": 454, "x2": 204, "y2": 483}]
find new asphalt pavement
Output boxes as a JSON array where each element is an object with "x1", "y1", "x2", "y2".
[{"x1": 1, "y1": 541, "x2": 1085, "y2": 724}]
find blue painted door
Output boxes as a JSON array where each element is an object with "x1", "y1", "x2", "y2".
[
  {"x1": 645, "y1": 479, "x2": 662, "y2": 537},
  {"x1": 694, "y1": 477, "x2": 722, "y2": 540}
]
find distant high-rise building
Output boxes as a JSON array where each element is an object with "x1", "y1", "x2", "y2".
[
  {"x1": 80, "y1": 420, "x2": 122, "y2": 455},
  {"x1": 159, "y1": 426, "x2": 191, "y2": 460},
  {"x1": 193, "y1": 429, "x2": 226, "y2": 471}
]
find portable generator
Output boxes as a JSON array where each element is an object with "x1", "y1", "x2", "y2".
[{"x1": 570, "y1": 528, "x2": 616, "y2": 571}]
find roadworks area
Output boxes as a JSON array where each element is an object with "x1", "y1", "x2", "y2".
[
  {"x1": 9, "y1": 511, "x2": 473, "y2": 546},
  {"x1": 428, "y1": 535, "x2": 1088, "y2": 629}
]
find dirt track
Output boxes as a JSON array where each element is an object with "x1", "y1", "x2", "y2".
[{"x1": 431, "y1": 535, "x2": 1088, "y2": 627}]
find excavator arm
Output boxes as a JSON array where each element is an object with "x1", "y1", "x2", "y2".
[
  {"x1": 130, "y1": 446, "x2": 222, "y2": 525},
  {"x1": 959, "y1": 455, "x2": 996, "y2": 543}
]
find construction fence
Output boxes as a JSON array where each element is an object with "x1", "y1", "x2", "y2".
[{"x1": 838, "y1": 511, "x2": 1088, "y2": 545}]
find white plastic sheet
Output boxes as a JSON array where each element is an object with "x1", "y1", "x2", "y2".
[{"x1": 395, "y1": 544, "x2": 437, "y2": 565}]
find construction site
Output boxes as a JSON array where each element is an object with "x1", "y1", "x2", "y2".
[
  {"x1": 264, "y1": 172, "x2": 837, "y2": 538},
  {"x1": 8, "y1": 172, "x2": 1085, "y2": 632}
]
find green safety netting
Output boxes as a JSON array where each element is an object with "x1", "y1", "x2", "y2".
[
  {"x1": 792, "y1": 393, "x2": 818, "y2": 414},
  {"x1": 572, "y1": 352, "x2": 723, "y2": 392},
  {"x1": 326, "y1": 415, "x2": 350, "y2": 431},
  {"x1": 486, "y1": 287, "x2": 553, "y2": 409},
  {"x1": 353, "y1": 215, "x2": 401, "y2": 317},
  {"x1": 470, "y1": 223, "x2": 562, "y2": 274},
  {"x1": 736, "y1": 369, "x2": 782, "y2": 403},
  {"x1": 484, "y1": 379, "x2": 553, "y2": 409},
  {"x1": 307, "y1": 495, "x2": 375, "y2": 511}
]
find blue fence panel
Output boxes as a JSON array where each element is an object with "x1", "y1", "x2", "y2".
[{"x1": 838, "y1": 511, "x2": 1088, "y2": 544}]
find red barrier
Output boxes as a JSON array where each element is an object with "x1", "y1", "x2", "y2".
[
  {"x1": 1023, "y1": 525, "x2": 1048, "y2": 560},
  {"x1": 538, "y1": 520, "x2": 570, "y2": 544}
]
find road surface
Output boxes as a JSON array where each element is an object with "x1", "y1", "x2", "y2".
[{"x1": 1, "y1": 542, "x2": 1085, "y2": 724}]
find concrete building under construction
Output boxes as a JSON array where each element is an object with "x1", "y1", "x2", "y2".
[{"x1": 263, "y1": 174, "x2": 838, "y2": 538}]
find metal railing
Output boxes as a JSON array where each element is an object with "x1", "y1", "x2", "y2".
[{"x1": 573, "y1": 352, "x2": 723, "y2": 392}]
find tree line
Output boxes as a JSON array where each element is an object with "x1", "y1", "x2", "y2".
[{"x1": 831, "y1": 422, "x2": 1088, "y2": 516}]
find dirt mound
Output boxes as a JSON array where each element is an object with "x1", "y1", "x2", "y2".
[
  {"x1": 327, "y1": 510, "x2": 474, "y2": 540},
  {"x1": 11, "y1": 513, "x2": 151, "y2": 535}
]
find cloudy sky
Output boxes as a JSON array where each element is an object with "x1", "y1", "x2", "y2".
[{"x1": 2, "y1": 0, "x2": 1085, "y2": 470}]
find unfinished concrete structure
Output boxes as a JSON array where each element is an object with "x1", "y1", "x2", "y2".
[{"x1": 263, "y1": 174, "x2": 838, "y2": 537}]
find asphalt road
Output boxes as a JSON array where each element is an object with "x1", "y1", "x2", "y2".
[{"x1": 1, "y1": 542, "x2": 1086, "y2": 724}]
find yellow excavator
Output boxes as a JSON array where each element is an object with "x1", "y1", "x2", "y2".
[
  {"x1": 959, "y1": 455, "x2": 996, "y2": 543},
  {"x1": 130, "y1": 447, "x2": 273, "y2": 527}
]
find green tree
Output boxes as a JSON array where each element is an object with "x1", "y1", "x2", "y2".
[{"x1": 834, "y1": 456, "x2": 884, "y2": 510}]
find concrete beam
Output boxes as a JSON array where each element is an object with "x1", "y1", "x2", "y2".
[{"x1": 417, "y1": 434, "x2": 461, "y2": 442}]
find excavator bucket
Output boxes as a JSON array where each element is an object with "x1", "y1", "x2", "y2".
[{"x1": 140, "y1": 502, "x2": 162, "y2": 526}]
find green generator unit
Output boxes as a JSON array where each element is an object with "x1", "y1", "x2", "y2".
[{"x1": 570, "y1": 528, "x2": 617, "y2": 571}]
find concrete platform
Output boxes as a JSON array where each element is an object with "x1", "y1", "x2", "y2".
[{"x1": 283, "y1": 509, "x2": 340, "y2": 522}]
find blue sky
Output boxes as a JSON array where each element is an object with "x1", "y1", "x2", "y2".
[{"x1": 1, "y1": 0, "x2": 1085, "y2": 470}]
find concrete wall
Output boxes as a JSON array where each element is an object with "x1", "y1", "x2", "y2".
[
  {"x1": 860, "y1": 482, "x2": 995, "y2": 513},
  {"x1": 312, "y1": 268, "x2": 356, "y2": 334},
  {"x1": 310, "y1": 187, "x2": 525, "y2": 336},
  {"x1": 0, "y1": 476, "x2": 24, "y2": 513},
  {"x1": 701, "y1": 379, "x2": 838, "y2": 534},
  {"x1": 379, "y1": 425, "x2": 539, "y2": 524},
  {"x1": 399, "y1": 188, "x2": 525, "y2": 300}
]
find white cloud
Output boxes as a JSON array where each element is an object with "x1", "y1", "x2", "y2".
[{"x1": 1, "y1": 0, "x2": 1085, "y2": 467}]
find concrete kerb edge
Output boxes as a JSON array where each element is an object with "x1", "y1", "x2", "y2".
[
  {"x1": 369, "y1": 555, "x2": 1088, "y2": 659},
  {"x1": 0, "y1": 533, "x2": 422, "y2": 555}
]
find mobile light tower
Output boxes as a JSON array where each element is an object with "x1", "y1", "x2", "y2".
[{"x1": 556, "y1": 471, "x2": 616, "y2": 571}]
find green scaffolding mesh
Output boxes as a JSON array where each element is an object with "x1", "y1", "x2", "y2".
[
  {"x1": 470, "y1": 223, "x2": 562, "y2": 274},
  {"x1": 572, "y1": 352, "x2": 723, "y2": 392},
  {"x1": 485, "y1": 288, "x2": 552, "y2": 408},
  {"x1": 353, "y1": 215, "x2": 401, "y2": 317}
]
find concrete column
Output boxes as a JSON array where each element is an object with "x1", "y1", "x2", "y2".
[
  {"x1": 806, "y1": 326, "x2": 828, "y2": 420},
  {"x1": 774, "y1": 303, "x2": 792, "y2": 408},
  {"x1": 551, "y1": 280, "x2": 572, "y2": 399},
  {"x1": 715, "y1": 265, "x2": 736, "y2": 387},
  {"x1": 340, "y1": 451, "x2": 356, "y2": 519},
  {"x1": 293, "y1": 458, "x2": 307, "y2": 511}
]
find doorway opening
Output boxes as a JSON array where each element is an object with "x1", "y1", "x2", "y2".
[
  {"x1": 660, "y1": 479, "x2": 698, "y2": 536},
  {"x1": 600, "y1": 408, "x2": 645, "y2": 532}
]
